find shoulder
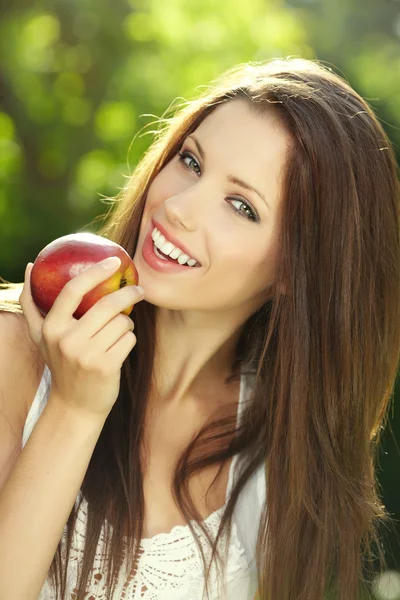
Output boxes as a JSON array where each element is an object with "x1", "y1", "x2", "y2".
[{"x1": 0, "y1": 310, "x2": 45, "y2": 430}]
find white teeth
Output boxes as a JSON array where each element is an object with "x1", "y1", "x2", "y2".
[
  {"x1": 151, "y1": 227, "x2": 199, "y2": 267},
  {"x1": 178, "y1": 253, "x2": 190, "y2": 265},
  {"x1": 159, "y1": 241, "x2": 175, "y2": 256},
  {"x1": 153, "y1": 245, "x2": 168, "y2": 260},
  {"x1": 154, "y1": 234, "x2": 166, "y2": 250},
  {"x1": 169, "y1": 247, "x2": 181, "y2": 260}
]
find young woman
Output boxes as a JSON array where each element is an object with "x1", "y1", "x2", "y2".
[{"x1": 0, "y1": 57, "x2": 399, "y2": 600}]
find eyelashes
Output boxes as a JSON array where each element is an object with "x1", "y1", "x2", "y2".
[
  {"x1": 178, "y1": 150, "x2": 201, "y2": 176},
  {"x1": 177, "y1": 150, "x2": 260, "y2": 223}
]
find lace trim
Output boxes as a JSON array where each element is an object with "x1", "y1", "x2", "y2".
[
  {"x1": 39, "y1": 498, "x2": 249, "y2": 600},
  {"x1": 140, "y1": 503, "x2": 225, "y2": 546}
]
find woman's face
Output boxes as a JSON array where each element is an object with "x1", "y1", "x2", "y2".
[{"x1": 134, "y1": 99, "x2": 291, "y2": 313}]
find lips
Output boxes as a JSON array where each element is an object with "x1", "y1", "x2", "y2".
[
  {"x1": 152, "y1": 219, "x2": 201, "y2": 266},
  {"x1": 141, "y1": 226, "x2": 201, "y2": 273}
]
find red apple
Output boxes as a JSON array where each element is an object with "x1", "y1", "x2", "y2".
[{"x1": 30, "y1": 232, "x2": 139, "y2": 319}]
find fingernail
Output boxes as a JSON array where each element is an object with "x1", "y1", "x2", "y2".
[
  {"x1": 136, "y1": 286, "x2": 145, "y2": 296},
  {"x1": 102, "y1": 256, "x2": 121, "y2": 270},
  {"x1": 25, "y1": 263, "x2": 33, "y2": 277}
]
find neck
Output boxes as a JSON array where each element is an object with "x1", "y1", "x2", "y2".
[{"x1": 150, "y1": 307, "x2": 244, "y2": 408}]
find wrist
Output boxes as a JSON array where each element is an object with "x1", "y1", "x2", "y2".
[{"x1": 46, "y1": 392, "x2": 109, "y2": 433}]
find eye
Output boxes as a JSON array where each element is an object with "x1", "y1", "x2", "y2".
[
  {"x1": 177, "y1": 148, "x2": 260, "y2": 223},
  {"x1": 178, "y1": 150, "x2": 201, "y2": 176},
  {"x1": 228, "y1": 197, "x2": 259, "y2": 222}
]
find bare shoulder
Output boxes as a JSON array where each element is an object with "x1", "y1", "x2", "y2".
[{"x1": 0, "y1": 310, "x2": 45, "y2": 428}]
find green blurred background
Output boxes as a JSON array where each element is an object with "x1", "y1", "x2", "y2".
[{"x1": 1, "y1": 0, "x2": 399, "y2": 595}]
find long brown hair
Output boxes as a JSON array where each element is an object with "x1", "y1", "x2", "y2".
[{"x1": 2, "y1": 58, "x2": 400, "y2": 600}]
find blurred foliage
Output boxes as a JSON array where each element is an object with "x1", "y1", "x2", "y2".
[
  {"x1": 0, "y1": 0, "x2": 399, "y2": 577},
  {"x1": 0, "y1": 0, "x2": 311, "y2": 266}
]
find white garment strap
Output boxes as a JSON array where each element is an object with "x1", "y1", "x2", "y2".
[
  {"x1": 232, "y1": 373, "x2": 267, "y2": 570},
  {"x1": 22, "y1": 364, "x2": 51, "y2": 448}
]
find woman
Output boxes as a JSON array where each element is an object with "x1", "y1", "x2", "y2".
[{"x1": 0, "y1": 57, "x2": 399, "y2": 600}]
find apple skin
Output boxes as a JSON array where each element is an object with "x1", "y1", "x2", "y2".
[{"x1": 30, "y1": 232, "x2": 139, "y2": 319}]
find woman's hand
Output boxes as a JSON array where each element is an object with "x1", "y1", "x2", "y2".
[{"x1": 19, "y1": 257, "x2": 145, "y2": 419}]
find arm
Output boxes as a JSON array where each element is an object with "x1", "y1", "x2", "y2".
[
  {"x1": 0, "y1": 258, "x2": 143, "y2": 599},
  {"x1": 0, "y1": 393, "x2": 106, "y2": 600}
]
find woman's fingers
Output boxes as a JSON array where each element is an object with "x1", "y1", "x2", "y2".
[
  {"x1": 44, "y1": 256, "x2": 123, "y2": 331},
  {"x1": 19, "y1": 263, "x2": 46, "y2": 346},
  {"x1": 17, "y1": 255, "x2": 144, "y2": 416}
]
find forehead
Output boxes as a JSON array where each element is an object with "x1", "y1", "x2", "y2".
[
  {"x1": 191, "y1": 99, "x2": 291, "y2": 205},
  {"x1": 196, "y1": 98, "x2": 289, "y2": 144}
]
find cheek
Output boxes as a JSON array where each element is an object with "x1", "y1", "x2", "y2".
[
  {"x1": 213, "y1": 237, "x2": 264, "y2": 268},
  {"x1": 209, "y1": 240, "x2": 259, "y2": 287},
  {"x1": 139, "y1": 173, "x2": 171, "y2": 231},
  {"x1": 145, "y1": 181, "x2": 162, "y2": 208},
  {"x1": 211, "y1": 237, "x2": 275, "y2": 291},
  {"x1": 147, "y1": 165, "x2": 179, "y2": 205}
]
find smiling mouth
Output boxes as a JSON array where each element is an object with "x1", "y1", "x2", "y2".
[
  {"x1": 150, "y1": 224, "x2": 201, "y2": 267},
  {"x1": 152, "y1": 239, "x2": 199, "y2": 266},
  {"x1": 154, "y1": 244, "x2": 182, "y2": 262},
  {"x1": 141, "y1": 228, "x2": 202, "y2": 272}
]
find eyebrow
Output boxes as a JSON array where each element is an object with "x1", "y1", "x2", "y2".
[{"x1": 187, "y1": 134, "x2": 270, "y2": 210}]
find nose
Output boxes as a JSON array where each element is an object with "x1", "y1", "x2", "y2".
[{"x1": 163, "y1": 185, "x2": 201, "y2": 231}]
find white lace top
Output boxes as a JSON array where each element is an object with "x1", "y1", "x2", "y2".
[{"x1": 23, "y1": 365, "x2": 266, "y2": 600}]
